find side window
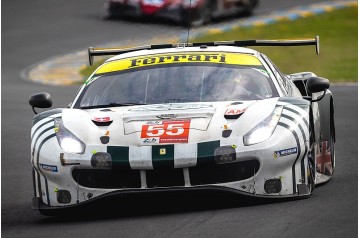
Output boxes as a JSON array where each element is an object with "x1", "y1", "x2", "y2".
[{"x1": 261, "y1": 54, "x2": 289, "y2": 95}]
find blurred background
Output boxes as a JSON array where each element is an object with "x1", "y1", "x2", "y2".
[{"x1": 2, "y1": 0, "x2": 358, "y2": 237}]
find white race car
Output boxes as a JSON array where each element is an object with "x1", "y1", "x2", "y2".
[{"x1": 29, "y1": 37, "x2": 335, "y2": 215}]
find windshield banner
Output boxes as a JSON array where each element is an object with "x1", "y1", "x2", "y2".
[{"x1": 94, "y1": 52, "x2": 262, "y2": 75}]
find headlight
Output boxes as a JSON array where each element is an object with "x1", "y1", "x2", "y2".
[
  {"x1": 243, "y1": 106, "x2": 283, "y2": 146},
  {"x1": 54, "y1": 118, "x2": 86, "y2": 154}
]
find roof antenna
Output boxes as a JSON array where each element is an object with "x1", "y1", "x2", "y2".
[{"x1": 186, "y1": 0, "x2": 192, "y2": 46}]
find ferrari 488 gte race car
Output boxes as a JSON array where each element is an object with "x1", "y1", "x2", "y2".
[
  {"x1": 104, "y1": 0, "x2": 259, "y2": 25},
  {"x1": 30, "y1": 36, "x2": 335, "y2": 215}
]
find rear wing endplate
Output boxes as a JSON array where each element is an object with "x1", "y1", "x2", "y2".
[{"x1": 88, "y1": 36, "x2": 320, "y2": 65}]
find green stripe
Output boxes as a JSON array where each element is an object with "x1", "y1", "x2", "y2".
[
  {"x1": 107, "y1": 146, "x2": 130, "y2": 169},
  {"x1": 197, "y1": 141, "x2": 220, "y2": 166},
  {"x1": 152, "y1": 145, "x2": 174, "y2": 169}
]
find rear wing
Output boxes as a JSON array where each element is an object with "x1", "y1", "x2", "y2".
[{"x1": 88, "y1": 36, "x2": 320, "y2": 65}]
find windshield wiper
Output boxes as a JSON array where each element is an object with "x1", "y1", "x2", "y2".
[{"x1": 81, "y1": 103, "x2": 147, "y2": 109}]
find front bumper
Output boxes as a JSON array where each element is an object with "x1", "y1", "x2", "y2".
[{"x1": 33, "y1": 185, "x2": 309, "y2": 215}]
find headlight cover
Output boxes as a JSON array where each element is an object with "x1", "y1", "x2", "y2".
[
  {"x1": 54, "y1": 118, "x2": 86, "y2": 154},
  {"x1": 243, "y1": 106, "x2": 283, "y2": 146}
]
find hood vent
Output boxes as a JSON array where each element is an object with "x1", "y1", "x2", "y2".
[
  {"x1": 92, "y1": 117, "x2": 113, "y2": 126},
  {"x1": 224, "y1": 109, "x2": 245, "y2": 119}
]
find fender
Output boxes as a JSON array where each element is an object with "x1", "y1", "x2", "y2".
[{"x1": 33, "y1": 108, "x2": 63, "y2": 126}]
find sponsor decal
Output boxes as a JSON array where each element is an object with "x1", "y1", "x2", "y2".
[
  {"x1": 224, "y1": 104, "x2": 249, "y2": 119},
  {"x1": 157, "y1": 114, "x2": 176, "y2": 119},
  {"x1": 146, "y1": 121, "x2": 162, "y2": 124},
  {"x1": 143, "y1": 138, "x2": 158, "y2": 144},
  {"x1": 225, "y1": 108, "x2": 245, "y2": 116},
  {"x1": 94, "y1": 52, "x2": 262, "y2": 74},
  {"x1": 141, "y1": 119, "x2": 191, "y2": 143},
  {"x1": 92, "y1": 116, "x2": 111, "y2": 122},
  {"x1": 40, "y1": 163, "x2": 58, "y2": 172},
  {"x1": 274, "y1": 147, "x2": 298, "y2": 158}
]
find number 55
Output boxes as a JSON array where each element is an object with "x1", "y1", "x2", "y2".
[{"x1": 166, "y1": 124, "x2": 184, "y2": 136}]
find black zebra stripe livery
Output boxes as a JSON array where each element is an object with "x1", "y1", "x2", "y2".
[
  {"x1": 35, "y1": 133, "x2": 56, "y2": 205},
  {"x1": 278, "y1": 122, "x2": 302, "y2": 194}
]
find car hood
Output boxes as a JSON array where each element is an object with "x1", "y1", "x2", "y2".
[
  {"x1": 123, "y1": 103, "x2": 216, "y2": 134},
  {"x1": 62, "y1": 98, "x2": 279, "y2": 146}
]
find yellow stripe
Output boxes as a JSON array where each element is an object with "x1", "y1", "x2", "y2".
[
  {"x1": 273, "y1": 16, "x2": 287, "y2": 21},
  {"x1": 208, "y1": 28, "x2": 223, "y2": 35},
  {"x1": 299, "y1": 11, "x2": 314, "y2": 17},
  {"x1": 95, "y1": 52, "x2": 262, "y2": 74},
  {"x1": 324, "y1": 6, "x2": 335, "y2": 12},
  {"x1": 253, "y1": 21, "x2": 266, "y2": 26}
]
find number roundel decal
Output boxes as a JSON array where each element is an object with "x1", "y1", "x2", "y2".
[{"x1": 141, "y1": 120, "x2": 190, "y2": 143}]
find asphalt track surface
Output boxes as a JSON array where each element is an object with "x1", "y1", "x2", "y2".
[{"x1": 2, "y1": 0, "x2": 357, "y2": 237}]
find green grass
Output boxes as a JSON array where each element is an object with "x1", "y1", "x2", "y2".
[
  {"x1": 195, "y1": 7, "x2": 358, "y2": 82},
  {"x1": 80, "y1": 60, "x2": 104, "y2": 80},
  {"x1": 80, "y1": 7, "x2": 358, "y2": 82}
]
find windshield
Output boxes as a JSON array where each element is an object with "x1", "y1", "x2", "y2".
[{"x1": 75, "y1": 55, "x2": 278, "y2": 109}]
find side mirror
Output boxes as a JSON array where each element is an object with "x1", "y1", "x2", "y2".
[
  {"x1": 306, "y1": 76, "x2": 330, "y2": 93},
  {"x1": 305, "y1": 77, "x2": 330, "y2": 102},
  {"x1": 29, "y1": 92, "x2": 52, "y2": 114}
]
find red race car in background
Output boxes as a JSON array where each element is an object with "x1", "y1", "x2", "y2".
[{"x1": 104, "y1": 0, "x2": 259, "y2": 25}]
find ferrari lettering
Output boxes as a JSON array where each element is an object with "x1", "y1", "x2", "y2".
[
  {"x1": 129, "y1": 54, "x2": 226, "y2": 68},
  {"x1": 93, "y1": 53, "x2": 262, "y2": 75}
]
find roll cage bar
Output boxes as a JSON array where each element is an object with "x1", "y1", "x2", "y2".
[{"x1": 88, "y1": 36, "x2": 319, "y2": 66}]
